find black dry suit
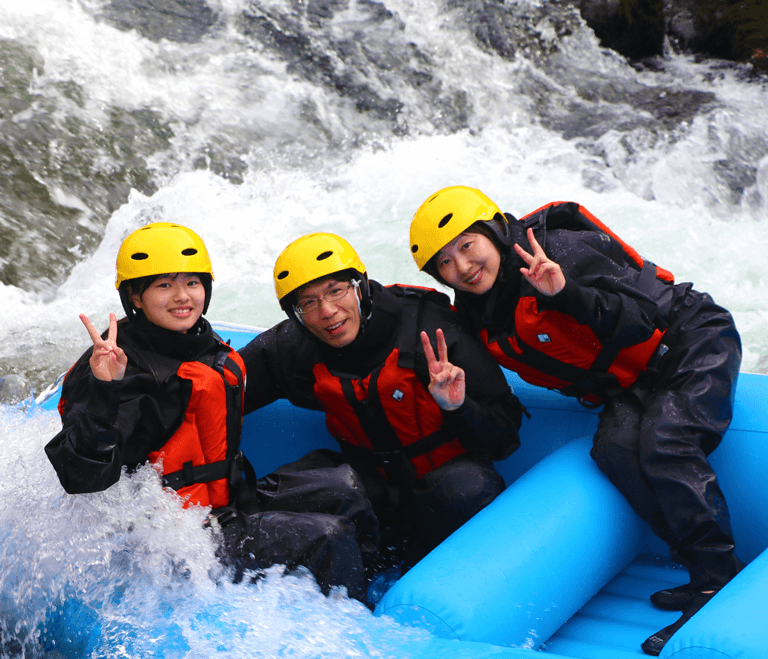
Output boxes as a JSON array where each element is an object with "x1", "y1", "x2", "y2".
[
  {"x1": 239, "y1": 281, "x2": 523, "y2": 569},
  {"x1": 45, "y1": 315, "x2": 376, "y2": 600},
  {"x1": 455, "y1": 201, "x2": 743, "y2": 589}
]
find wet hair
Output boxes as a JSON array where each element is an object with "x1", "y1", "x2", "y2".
[
  {"x1": 119, "y1": 272, "x2": 213, "y2": 319},
  {"x1": 423, "y1": 220, "x2": 504, "y2": 285}
]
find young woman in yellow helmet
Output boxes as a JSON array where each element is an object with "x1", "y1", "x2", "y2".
[
  {"x1": 409, "y1": 186, "x2": 743, "y2": 656},
  {"x1": 45, "y1": 222, "x2": 377, "y2": 600},
  {"x1": 238, "y1": 232, "x2": 524, "y2": 573}
]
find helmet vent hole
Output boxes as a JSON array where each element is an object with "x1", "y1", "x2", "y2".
[
  {"x1": 131, "y1": 252, "x2": 149, "y2": 261},
  {"x1": 181, "y1": 248, "x2": 198, "y2": 256},
  {"x1": 411, "y1": 245, "x2": 418, "y2": 253},
  {"x1": 317, "y1": 251, "x2": 333, "y2": 261},
  {"x1": 438, "y1": 213, "x2": 453, "y2": 228},
  {"x1": 277, "y1": 270, "x2": 289, "y2": 280}
]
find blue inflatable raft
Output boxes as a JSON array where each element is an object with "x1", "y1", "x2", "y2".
[{"x1": 39, "y1": 322, "x2": 768, "y2": 659}]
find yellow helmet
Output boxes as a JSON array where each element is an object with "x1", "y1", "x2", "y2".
[
  {"x1": 115, "y1": 222, "x2": 214, "y2": 289},
  {"x1": 409, "y1": 186, "x2": 504, "y2": 270},
  {"x1": 273, "y1": 233, "x2": 366, "y2": 302}
]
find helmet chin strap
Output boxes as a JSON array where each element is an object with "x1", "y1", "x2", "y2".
[
  {"x1": 351, "y1": 279, "x2": 363, "y2": 317},
  {"x1": 352, "y1": 279, "x2": 373, "y2": 329}
]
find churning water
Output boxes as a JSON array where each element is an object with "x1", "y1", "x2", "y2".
[{"x1": 1, "y1": 0, "x2": 767, "y2": 655}]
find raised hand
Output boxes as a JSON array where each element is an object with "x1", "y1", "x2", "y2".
[
  {"x1": 80, "y1": 313, "x2": 127, "y2": 382},
  {"x1": 514, "y1": 227, "x2": 566, "y2": 296},
  {"x1": 421, "y1": 328, "x2": 465, "y2": 411}
]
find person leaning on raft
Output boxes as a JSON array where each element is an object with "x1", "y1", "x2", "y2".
[
  {"x1": 408, "y1": 186, "x2": 743, "y2": 656},
  {"x1": 237, "y1": 232, "x2": 524, "y2": 573},
  {"x1": 45, "y1": 222, "x2": 378, "y2": 601}
]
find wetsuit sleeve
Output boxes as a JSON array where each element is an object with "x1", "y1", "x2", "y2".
[
  {"x1": 543, "y1": 230, "x2": 667, "y2": 347},
  {"x1": 44, "y1": 352, "x2": 187, "y2": 494},
  {"x1": 420, "y1": 308, "x2": 523, "y2": 461},
  {"x1": 238, "y1": 322, "x2": 321, "y2": 416}
]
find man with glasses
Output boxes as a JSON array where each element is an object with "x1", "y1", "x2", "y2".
[{"x1": 239, "y1": 232, "x2": 524, "y2": 577}]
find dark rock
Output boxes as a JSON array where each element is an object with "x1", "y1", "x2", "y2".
[
  {"x1": 579, "y1": 0, "x2": 666, "y2": 59},
  {"x1": 578, "y1": 0, "x2": 768, "y2": 69},
  {"x1": 666, "y1": 0, "x2": 768, "y2": 71},
  {"x1": 98, "y1": 0, "x2": 217, "y2": 43}
]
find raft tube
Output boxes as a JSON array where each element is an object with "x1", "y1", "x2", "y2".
[{"x1": 376, "y1": 437, "x2": 651, "y2": 649}]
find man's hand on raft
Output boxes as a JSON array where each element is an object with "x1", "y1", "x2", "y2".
[
  {"x1": 421, "y1": 328, "x2": 465, "y2": 411},
  {"x1": 81, "y1": 312, "x2": 127, "y2": 382}
]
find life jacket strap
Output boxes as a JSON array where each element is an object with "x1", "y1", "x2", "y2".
[
  {"x1": 162, "y1": 459, "x2": 231, "y2": 490},
  {"x1": 162, "y1": 450, "x2": 258, "y2": 511},
  {"x1": 397, "y1": 291, "x2": 424, "y2": 370},
  {"x1": 339, "y1": 428, "x2": 448, "y2": 464}
]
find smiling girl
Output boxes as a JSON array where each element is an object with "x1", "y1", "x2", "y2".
[{"x1": 409, "y1": 186, "x2": 743, "y2": 656}]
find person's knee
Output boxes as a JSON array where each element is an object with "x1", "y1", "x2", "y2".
[
  {"x1": 318, "y1": 515, "x2": 357, "y2": 544},
  {"x1": 431, "y1": 455, "x2": 505, "y2": 503},
  {"x1": 333, "y1": 463, "x2": 367, "y2": 495}
]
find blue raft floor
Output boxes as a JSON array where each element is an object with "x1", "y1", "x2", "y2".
[{"x1": 542, "y1": 554, "x2": 688, "y2": 658}]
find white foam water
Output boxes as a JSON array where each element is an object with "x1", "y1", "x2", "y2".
[{"x1": 1, "y1": 0, "x2": 767, "y2": 655}]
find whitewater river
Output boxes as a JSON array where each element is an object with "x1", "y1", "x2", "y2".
[{"x1": 1, "y1": 0, "x2": 767, "y2": 656}]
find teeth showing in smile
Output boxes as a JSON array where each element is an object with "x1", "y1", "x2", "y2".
[
  {"x1": 326, "y1": 321, "x2": 345, "y2": 333},
  {"x1": 465, "y1": 269, "x2": 481, "y2": 285}
]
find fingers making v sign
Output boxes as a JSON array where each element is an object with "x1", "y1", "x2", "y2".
[
  {"x1": 514, "y1": 227, "x2": 566, "y2": 297},
  {"x1": 80, "y1": 312, "x2": 127, "y2": 382},
  {"x1": 420, "y1": 328, "x2": 465, "y2": 411}
]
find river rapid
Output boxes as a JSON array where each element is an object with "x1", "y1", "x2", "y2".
[{"x1": 1, "y1": 0, "x2": 767, "y2": 656}]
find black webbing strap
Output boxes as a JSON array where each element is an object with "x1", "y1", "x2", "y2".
[
  {"x1": 397, "y1": 291, "x2": 423, "y2": 370},
  {"x1": 340, "y1": 429, "x2": 448, "y2": 464},
  {"x1": 495, "y1": 334, "x2": 616, "y2": 403},
  {"x1": 162, "y1": 458, "x2": 231, "y2": 490},
  {"x1": 340, "y1": 371, "x2": 402, "y2": 463},
  {"x1": 213, "y1": 352, "x2": 244, "y2": 458},
  {"x1": 162, "y1": 451, "x2": 258, "y2": 510},
  {"x1": 522, "y1": 205, "x2": 548, "y2": 251}
]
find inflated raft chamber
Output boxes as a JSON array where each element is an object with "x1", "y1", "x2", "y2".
[{"x1": 376, "y1": 437, "x2": 651, "y2": 649}]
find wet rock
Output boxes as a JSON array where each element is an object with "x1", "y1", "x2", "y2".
[
  {"x1": 0, "y1": 39, "x2": 44, "y2": 118},
  {"x1": 578, "y1": 0, "x2": 665, "y2": 60},
  {"x1": 99, "y1": 0, "x2": 218, "y2": 43},
  {"x1": 578, "y1": 0, "x2": 768, "y2": 70},
  {"x1": 0, "y1": 374, "x2": 34, "y2": 406},
  {"x1": 665, "y1": 0, "x2": 768, "y2": 71},
  {"x1": 455, "y1": 0, "x2": 580, "y2": 64}
]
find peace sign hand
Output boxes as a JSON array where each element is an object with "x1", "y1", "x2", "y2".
[
  {"x1": 514, "y1": 227, "x2": 566, "y2": 296},
  {"x1": 80, "y1": 313, "x2": 127, "y2": 382},
  {"x1": 420, "y1": 328, "x2": 465, "y2": 411}
]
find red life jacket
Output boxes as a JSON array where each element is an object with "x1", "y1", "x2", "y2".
[
  {"x1": 312, "y1": 287, "x2": 466, "y2": 481},
  {"x1": 480, "y1": 202, "x2": 673, "y2": 404},
  {"x1": 149, "y1": 347, "x2": 246, "y2": 509}
]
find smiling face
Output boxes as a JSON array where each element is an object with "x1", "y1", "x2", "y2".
[
  {"x1": 295, "y1": 277, "x2": 362, "y2": 348},
  {"x1": 435, "y1": 231, "x2": 501, "y2": 295},
  {"x1": 130, "y1": 273, "x2": 205, "y2": 333}
]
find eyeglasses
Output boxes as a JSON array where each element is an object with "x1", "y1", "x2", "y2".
[{"x1": 294, "y1": 283, "x2": 353, "y2": 315}]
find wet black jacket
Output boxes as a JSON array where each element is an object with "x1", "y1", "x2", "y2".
[
  {"x1": 240, "y1": 281, "x2": 523, "y2": 463},
  {"x1": 45, "y1": 316, "x2": 239, "y2": 495}
]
